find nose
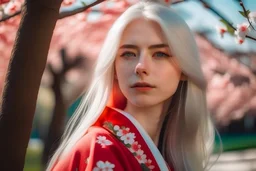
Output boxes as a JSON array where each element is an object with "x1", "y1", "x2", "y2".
[
  {"x1": 135, "y1": 63, "x2": 148, "y2": 76},
  {"x1": 135, "y1": 53, "x2": 149, "y2": 76}
]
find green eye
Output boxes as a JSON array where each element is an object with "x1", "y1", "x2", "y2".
[
  {"x1": 153, "y1": 52, "x2": 170, "y2": 58},
  {"x1": 121, "y1": 52, "x2": 136, "y2": 57}
]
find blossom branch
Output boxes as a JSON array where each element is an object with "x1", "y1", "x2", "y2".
[
  {"x1": 0, "y1": 0, "x2": 105, "y2": 22},
  {"x1": 59, "y1": 0, "x2": 105, "y2": 19},
  {"x1": 0, "y1": 10, "x2": 20, "y2": 22},
  {"x1": 239, "y1": 0, "x2": 256, "y2": 31},
  {"x1": 172, "y1": 0, "x2": 185, "y2": 4},
  {"x1": 0, "y1": 0, "x2": 184, "y2": 22},
  {"x1": 197, "y1": 0, "x2": 256, "y2": 41},
  {"x1": 198, "y1": 0, "x2": 235, "y2": 30}
]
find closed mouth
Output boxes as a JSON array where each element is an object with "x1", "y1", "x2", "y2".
[{"x1": 131, "y1": 82, "x2": 155, "y2": 88}]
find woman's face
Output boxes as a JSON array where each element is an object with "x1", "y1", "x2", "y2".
[{"x1": 115, "y1": 18, "x2": 182, "y2": 108}]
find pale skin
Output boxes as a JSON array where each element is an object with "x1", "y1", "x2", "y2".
[{"x1": 115, "y1": 18, "x2": 185, "y2": 145}]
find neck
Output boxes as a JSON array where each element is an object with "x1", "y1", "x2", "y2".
[{"x1": 124, "y1": 101, "x2": 170, "y2": 146}]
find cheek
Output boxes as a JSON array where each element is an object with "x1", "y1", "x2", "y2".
[
  {"x1": 159, "y1": 64, "x2": 181, "y2": 79},
  {"x1": 116, "y1": 66, "x2": 127, "y2": 81},
  {"x1": 159, "y1": 68, "x2": 181, "y2": 90},
  {"x1": 115, "y1": 60, "x2": 134, "y2": 80},
  {"x1": 115, "y1": 63, "x2": 129, "y2": 90}
]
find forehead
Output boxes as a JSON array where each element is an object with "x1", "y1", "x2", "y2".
[{"x1": 120, "y1": 18, "x2": 168, "y2": 46}]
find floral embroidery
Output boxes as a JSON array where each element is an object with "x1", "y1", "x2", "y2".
[
  {"x1": 96, "y1": 135, "x2": 113, "y2": 147},
  {"x1": 135, "y1": 149, "x2": 147, "y2": 163},
  {"x1": 130, "y1": 141, "x2": 141, "y2": 153},
  {"x1": 114, "y1": 125, "x2": 130, "y2": 136},
  {"x1": 145, "y1": 159, "x2": 155, "y2": 170},
  {"x1": 120, "y1": 132, "x2": 135, "y2": 145},
  {"x1": 104, "y1": 121, "x2": 155, "y2": 171},
  {"x1": 93, "y1": 160, "x2": 115, "y2": 171}
]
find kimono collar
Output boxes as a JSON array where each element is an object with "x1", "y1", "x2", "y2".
[{"x1": 95, "y1": 106, "x2": 170, "y2": 171}]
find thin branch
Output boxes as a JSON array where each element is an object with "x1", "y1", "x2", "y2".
[
  {"x1": 0, "y1": 0, "x2": 186, "y2": 22},
  {"x1": 245, "y1": 35, "x2": 256, "y2": 41},
  {"x1": 197, "y1": 0, "x2": 256, "y2": 42},
  {"x1": 0, "y1": 11, "x2": 20, "y2": 22},
  {"x1": 0, "y1": 0, "x2": 105, "y2": 22},
  {"x1": 59, "y1": 0, "x2": 105, "y2": 19},
  {"x1": 172, "y1": 0, "x2": 186, "y2": 4},
  {"x1": 198, "y1": 0, "x2": 236, "y2": 30},
  {"x1": 239, "y1": 0, "x2": 256, "y2": 31}
]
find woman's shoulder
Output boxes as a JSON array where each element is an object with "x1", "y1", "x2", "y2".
[
  {"x1": 74, "y1": 126, "x2": 118, "y2": 152},
  {"x1": 68, "y1": 126, "x2": 136, "y2": 171},
  {"x1": 53, "y1": 126, "x2": 126, "y2": 171}
]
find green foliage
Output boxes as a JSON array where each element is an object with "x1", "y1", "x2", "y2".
[
  {"x1": 125, "y1": 144, "x2": 131, "y2": 148},
  {"x1": 24, "y1": 147, "x2": 42, "y2": 171},
  {"x1": 214, "y1": 134, "x2": 256, "y2": 153},
  {"x1": 105, "y1": 121, "x2": 114, "y2": 130},
  {"x1": 141, "y1": 163, "x2": 150, "y2": 171},
  {"x1": 81, "y1": 1, "x2": 87, "y2": 6},
  {"x1": 220, "y1": 19, "x2": 235, "y2": 34},
  {"x1": 239, "y1": 10, "x2": 250, "y2": 18}
]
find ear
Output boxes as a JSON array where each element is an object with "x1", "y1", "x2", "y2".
[{"x1": 180, "y1": 73, "x2": 187, "y2": 81}]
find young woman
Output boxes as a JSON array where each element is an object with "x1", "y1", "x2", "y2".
[{"x1": 47, "y1": 1, "x2": 215, "y2": 171}]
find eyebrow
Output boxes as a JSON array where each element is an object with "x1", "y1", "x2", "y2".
[
  {"x1": 119, "y1": 44, "x2": 169, "y2": 50},
  {"x1": 149, "y1": 44, "x2": 169, "y2": 49}
]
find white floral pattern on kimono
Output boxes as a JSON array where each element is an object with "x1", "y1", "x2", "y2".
[
  {"x1": 104, "y1": 121, "x2": 155, "y2": 170},
  {"x1": 96, "y1": 135, "x2": 113, "y2": 148},
  {"x1": 93, "y1": 161, "x2": 115, "y2": 171}
]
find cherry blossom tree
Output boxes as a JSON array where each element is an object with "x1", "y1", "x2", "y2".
[
  {"x1": 0, "y1": 0, "x2": 256, "y2": 170},
  {"x1": 197, "y1": 35, "x2": 256, "y2": 125},
  {"x1": 0, "y1": 0, "x2": 256, "y2": 125}
]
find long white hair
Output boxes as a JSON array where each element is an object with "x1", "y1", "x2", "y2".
[{"x1": 47, "y1": 1, "x2": 215, "y2": 171}]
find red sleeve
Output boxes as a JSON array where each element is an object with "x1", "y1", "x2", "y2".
[{"x1": 52, "y1": 127, "x2": 125, "y2": 171}]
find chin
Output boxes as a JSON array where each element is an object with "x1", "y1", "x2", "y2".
[{"x1": 130, "y1": 99, "x2": 160, "y2": 108}]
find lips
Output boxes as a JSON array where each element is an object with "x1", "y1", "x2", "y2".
[{"x1": 131, "y1": 82, "x2": 155, "y2": 88}]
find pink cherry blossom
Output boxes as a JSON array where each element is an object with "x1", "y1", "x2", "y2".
[
  {"x1": 62, "y1": 0, "x2": 76, "y2": 6},
  {"x1": 3, "y1": 1, "x2": 21, "y2": 15},
  {"x1": 216, "y1": 25, "x2": 227, "y2": 38},
  {"x1": 234, "y1": 23, "x2": 249, "y2": 44},
  {"x1": 0, "y1": 0, "x2": 255, "y2": 126},
  {"x1": 237, "y1": 23, "x2": 249, "y2": 33},
  {"x1": 235, "y1": 36, "x2": 245, "y2": 44},
  {"x1": 249, "y1": 11, "x2": 256, "y2": 24},
  {"x1": 196, "y1": 35, "x2": 256, "y2": 125}
]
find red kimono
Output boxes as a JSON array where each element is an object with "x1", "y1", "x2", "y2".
[{"x1": 52, "y1": 106, "x2": 171, "y2": 171}]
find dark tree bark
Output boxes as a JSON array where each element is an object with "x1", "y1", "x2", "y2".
[
  {"x1": 0, "y1": 2, "x2": 61, "y2": 170},
  {"x1": 42, "y1": 50, "x2": 83, "y2": 168},
  {"x1": 42, "y1": 75, "x2": 67, "y2": 169}
]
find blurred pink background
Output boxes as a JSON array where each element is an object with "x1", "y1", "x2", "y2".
[{"x1": 0, "y1": 0, "x2": 255, "y2": 125}]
